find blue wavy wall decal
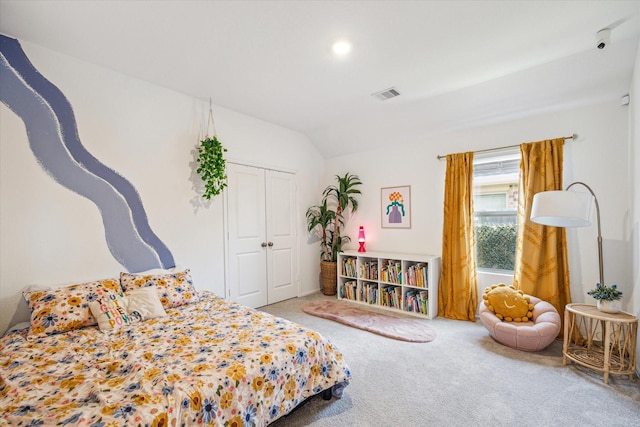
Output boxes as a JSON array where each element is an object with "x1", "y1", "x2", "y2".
[{"x1": 0, "y1": 35, "x2": 175, "y2": 272}]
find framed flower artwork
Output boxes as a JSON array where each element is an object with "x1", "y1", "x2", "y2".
[{"x1": 381, "y1": 185, "x2": 411, "y2": 228}]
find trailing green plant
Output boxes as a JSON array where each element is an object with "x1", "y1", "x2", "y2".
[
  {"x1": 587, "y1": 283, "x2": 622, "y2": 301},
  {"x1": 196, "y1": 136, "x2": 227, "y2": 200},
  {"x1": 306, "y1": 172, "x2": 362, "y2": 262}
]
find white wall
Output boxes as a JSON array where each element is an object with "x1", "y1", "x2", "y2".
[
  {"x1": 2, "y1": 37, "x2": 636, "y2": 339},
  {"x1": 630, "y1": 41, "x2": 640, "y2": 375},
  {"x1": 0, "y1": 41, "x2": 325, "y2": 334},
  {"x1": 325, "y1": 100, "x2": 631, "y2": 309}
]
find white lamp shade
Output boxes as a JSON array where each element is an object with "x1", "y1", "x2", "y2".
[{"x1": 530, "y1": 190, "x2": 594, "y2": 227}]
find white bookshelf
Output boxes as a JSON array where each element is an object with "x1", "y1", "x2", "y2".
[{"x1": 337, "y1": 250, "x2": 441, "y2": 319}]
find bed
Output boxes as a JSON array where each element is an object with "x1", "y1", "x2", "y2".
[{"x1": 0, "y1": 269, "x2": 351, "y2": 426}]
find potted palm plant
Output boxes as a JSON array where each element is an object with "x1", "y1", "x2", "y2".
[{"x1": 306, "y1": 172, "x2": 362, "y2": 295}]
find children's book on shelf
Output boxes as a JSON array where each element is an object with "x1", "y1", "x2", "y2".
[
  {"x1": 358, "y1": 260, "x2": 378, "y2": 280},
  {"x1": 380, "y1": 260, "x2": 402, "y2": 284},
  {"x1": 406, "y1": 263, "x2": 428, "y2": 287},
  {"x1": 339, "y1": 280, "x2": 360, "y2": 301},
  {"x1": 404, "y1": 289, "x2": 429, "y2": 315},
  {"x1": 341, "y1": 257, "x2": 357, "y2": 278},
  {"x1": 381, "y1": 285, "x2": 401, "y2": 309},
  {"x1": 363, "y1": 282, "x2": 377, "y2": 304}
]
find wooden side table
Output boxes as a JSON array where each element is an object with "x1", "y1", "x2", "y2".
[{"x1": 563, "y1": 303, "x2": 637, "y2": 384}]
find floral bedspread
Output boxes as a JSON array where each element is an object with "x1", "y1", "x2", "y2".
[{"x1": 0, "y1": 292, "x2": 351, "y2": 426}]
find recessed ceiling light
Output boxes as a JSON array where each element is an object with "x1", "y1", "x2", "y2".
[{"x1": 332, "y1": 41, "x2": 351, "y2": 56}]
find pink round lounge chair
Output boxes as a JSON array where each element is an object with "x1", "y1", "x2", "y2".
[{"x1": 479, "y1": 295, "x2": 561, "y2": 352}]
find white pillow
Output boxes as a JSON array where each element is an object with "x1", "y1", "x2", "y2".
[{"x1": 125, "y1": 287, "x2": 167, "y2": 319}]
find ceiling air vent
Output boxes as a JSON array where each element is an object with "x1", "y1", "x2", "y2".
[{"x1": 372, "y1": 87, "x2": 400, "y2": 101}]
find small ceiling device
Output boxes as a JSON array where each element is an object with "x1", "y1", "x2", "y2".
[
  {"x1": 596, "y1": 28, "x2": 611, "y2": 49},
  {"x1": 372, "y1": 87, "x2": 401, "y2": 101}
]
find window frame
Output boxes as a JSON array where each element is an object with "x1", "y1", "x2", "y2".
[{"x1": 473, "y1": 150, "x2": 520, "y2": 274}]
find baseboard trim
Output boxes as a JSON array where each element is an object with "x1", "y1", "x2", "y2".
[{"x1": 299, "y1": 289, "x2": 322, "y2": 298}]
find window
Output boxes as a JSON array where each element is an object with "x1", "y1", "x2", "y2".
[
  {"x1": 473, "y1": 153, "x2": 520, "y2": 272},
  {"x1": 476, "y1": 193, "x2": 507, "y2": 211}
]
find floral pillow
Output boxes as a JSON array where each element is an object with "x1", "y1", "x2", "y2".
[
  {"x1": 23, "y1": 279, "x2": 123, "y2": 336},
  {"x1": 120, "y1": 269, "x2": 199, "y2": 309}
]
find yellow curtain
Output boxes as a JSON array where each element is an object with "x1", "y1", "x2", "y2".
[
  {"x1": 514, "y1": 138, "x2": 571, "y2": 318},
  {"x1": 439, "y1": 152, "x2": 478, "y2": 321}
]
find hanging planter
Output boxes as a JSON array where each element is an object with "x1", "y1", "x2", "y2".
[
  {"x1": 196, "y1": 100, "x2": 228, "y2": 200},
  {"x1": 196, "y1": 135, "x2": 227, "y2": 200}
]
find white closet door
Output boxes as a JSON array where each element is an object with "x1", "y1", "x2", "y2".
[
  {"x1": 265, "y1": 170, "x2": 297, "y2": 304},
  {"x1": 226, "y1": 164, "x2": 268, "y2": 308},
  {"x1": 226, "y1": 164, "x2": 297, "y2": 308}
]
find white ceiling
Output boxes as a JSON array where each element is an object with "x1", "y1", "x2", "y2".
[{"x1": 1, "y1": 1, "x2": 639, "y2": 158}]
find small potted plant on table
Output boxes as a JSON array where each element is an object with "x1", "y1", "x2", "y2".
[{"x1": 587, "y1": 283, "x2": 623, "y2": 313}]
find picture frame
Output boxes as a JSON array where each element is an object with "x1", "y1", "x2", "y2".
[{"x1": 381, "y1": 185, "x2": 411, "y2": 228}]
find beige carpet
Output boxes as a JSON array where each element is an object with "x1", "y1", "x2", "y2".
[
  {"x1": 263, "y1": 293, "x2": 640, "y2": 427},
  {"x1": 301, "y1": 300, "x2": 436, "y2": 342}
]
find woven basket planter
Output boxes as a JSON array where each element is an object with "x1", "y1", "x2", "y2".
[{"x1": 320, "y1": 261, "x2": 338, "y2": 296}]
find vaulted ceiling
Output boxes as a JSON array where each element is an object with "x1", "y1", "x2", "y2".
[{"x1": 1, "y1": 1, "x2": 639, "y2": 158}]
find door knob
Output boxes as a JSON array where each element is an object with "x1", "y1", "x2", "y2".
[
  {"x1": 268, "y1": 242, "x2": 274, "y2": 247},
  {"x1": 261, "y1": 242, "x2": 268, "y2": 247}
]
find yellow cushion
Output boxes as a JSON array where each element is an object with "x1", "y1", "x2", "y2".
[{"x1": 482, "y1": 283, "x2": 533, "y2": 322}]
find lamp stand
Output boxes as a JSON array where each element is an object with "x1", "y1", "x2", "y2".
[{"x1": 566, "y1": 182, "x2": 604, "y2": 285}]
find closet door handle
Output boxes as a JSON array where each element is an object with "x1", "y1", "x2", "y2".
[
  {"x1": 261, "y1": 242, "x2": 268, "y2": 248},
  {"x1": 267, "y1": 242, "x2": 274, "y2": 247}
]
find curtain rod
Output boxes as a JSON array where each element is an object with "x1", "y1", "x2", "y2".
[{"x1": 436, "y1": 134, "x2": 577, "y2": 160}]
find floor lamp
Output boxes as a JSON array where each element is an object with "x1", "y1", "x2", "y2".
[{"x1": 529, "y1": 181, "x2": 604, "y2": 285}]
